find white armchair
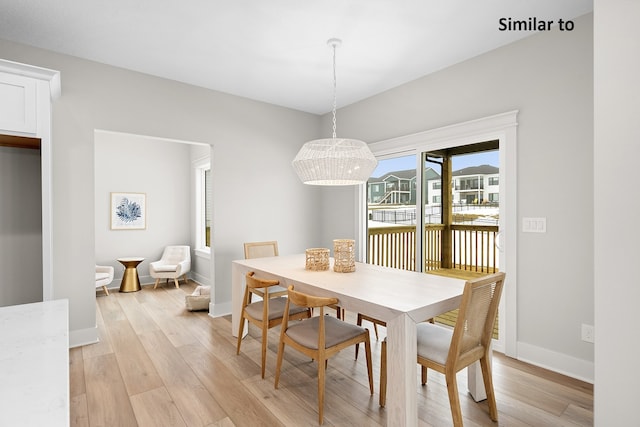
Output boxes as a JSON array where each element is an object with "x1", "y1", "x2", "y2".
[
  {"x1": 95, "y1": 265, "x2": 114, "y2": 296},
  {"x1": 150, "y1": 245, "x2": 191, "y2": 289}
]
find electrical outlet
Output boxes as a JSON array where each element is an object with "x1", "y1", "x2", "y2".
[{"x1": 581, "y1": 324, "x2": 594, "y2": 343}]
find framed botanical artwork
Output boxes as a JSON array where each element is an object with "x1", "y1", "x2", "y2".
[{"x1": 110, "y1": 192, "x2": 146, "y2": 230}]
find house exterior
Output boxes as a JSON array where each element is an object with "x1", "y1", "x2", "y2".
[
  {"x1": 451, "y1": 165, "x2": 499, "y2": 204},
  {"x1": 368, "y1": 165, "x2": 499, "y2": 207},
  {"x1": 368, "y1": 169, "x2": 418, "y2": 204}
]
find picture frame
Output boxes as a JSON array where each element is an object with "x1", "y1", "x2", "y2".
[{"x1": 110, "y1": 192, "x2": 146, "y2": 230}]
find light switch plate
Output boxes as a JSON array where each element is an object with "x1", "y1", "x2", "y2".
[{"x1": 523, "y1": 217, "x2": 546, "y2": 233}]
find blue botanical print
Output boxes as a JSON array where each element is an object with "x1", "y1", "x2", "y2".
[{"x1": 116, "y1": 197, "x2": 142, "y2": 223}]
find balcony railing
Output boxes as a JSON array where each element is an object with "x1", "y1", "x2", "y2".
[
  {"x1": 367, "y1": 224, "x2": 499, "y2": 273},
  {"x1": 368, "y1": 223, "x2": 500, "y2": 338},
  {"x1": 368, "y1": 225, "x2": 417, "y2": 271}
]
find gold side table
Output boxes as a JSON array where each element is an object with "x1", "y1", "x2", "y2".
[{"x1": 117, "y1": 257, "x2": 144, "y2": 292}]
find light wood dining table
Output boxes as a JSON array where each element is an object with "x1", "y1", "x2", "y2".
[{"x1": 231, "y1": 254, "x2": 477, "y2": 426}]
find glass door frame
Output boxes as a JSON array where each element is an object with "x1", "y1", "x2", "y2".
[{"x1": 358, "y1": 111, "x2": 518, "y2": 357}]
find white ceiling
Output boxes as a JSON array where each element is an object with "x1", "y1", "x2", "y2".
[{"x1": 0, "y1": 0, "x2": 592, "y2": 114}]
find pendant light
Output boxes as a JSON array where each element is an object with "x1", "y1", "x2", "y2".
[{"x1": 292, "y1": 38, "x2": 377, "y2": 185}]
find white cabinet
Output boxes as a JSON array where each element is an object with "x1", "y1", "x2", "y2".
[{"x1": 0, "y1": 72, "x2": 37, "y2": 134}]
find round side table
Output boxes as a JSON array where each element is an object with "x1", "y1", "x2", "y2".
[{"x1": 117, "y1": 257, "x2": 144, "y2": 292}]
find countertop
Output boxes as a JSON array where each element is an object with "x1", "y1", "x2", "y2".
[{"x1": 0, "y1": 299, "x2": 69, "y2": 426}]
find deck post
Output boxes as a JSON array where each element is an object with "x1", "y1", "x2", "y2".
[{"x1": 442, "y1": 155, "x2": 453, "y2": 268}]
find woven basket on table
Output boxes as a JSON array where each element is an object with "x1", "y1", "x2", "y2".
[
  {"x1": 333, "y1": 239, "x2": 355, "y2": 273},
  {"x1": 305, "y1": 248, "x2": 330, "y2": 271}
]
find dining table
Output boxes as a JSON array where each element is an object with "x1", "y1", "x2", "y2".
[{"x1": 231, "y1": 253, "x2": 484, "y2": 426}]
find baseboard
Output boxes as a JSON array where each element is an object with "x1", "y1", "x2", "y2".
[
  {"x1": 209, "y1": 300, "x2": 232, "y2": 318},
  {"x1": 517, "y1": 341, "x2": 594, "y2": 384},
  {"x1": 191, "y1": 272, "x2": 211, "y2": 287},
  {"x1": 69, "y1": 326, "x2": 98, "y2": 348}
]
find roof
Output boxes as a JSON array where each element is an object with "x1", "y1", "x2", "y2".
[
  {"x1": 380, "y1": 169, "x2": 417, "y2": 181},
  {"x1": 370, "y1": 165, "x2": 499, "y2": 183},
  {"x1": 451, "y1": 165, "x2": 499, "y2": 176}
]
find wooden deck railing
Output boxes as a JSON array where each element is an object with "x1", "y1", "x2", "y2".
[
  {"x1": 450, "y1": 224, "x2": 499, "y2": 273},
  {"x1": 367, "y1": 225, "x2": 417, "y2": 271},
  {"x1": 367, "y1": 224, "x2": 499, "y2": 273},
  {"x1": 367, "y1": 223, "x2": 500, "y2": 338}
]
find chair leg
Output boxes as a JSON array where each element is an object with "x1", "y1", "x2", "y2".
[
  {"x1": 236, "y1": 316, "x2": 246, "y2": 355},
  {"x1": 173, "y1": 278, "x2": 180, "y2": 288},
  {"x1": 102, "y1": 285, "x2": 109, "y2": 296},
  {"x1": 355, "y1": 314, "x2": 363, "y2": 359},
  {"x1": 480, "y1": 355, "x2": 498, "y2": 421},
  {"x1": 380, "y1": 339, "x2": 387, "y2": 407},
  {"x1": 364, "y1": 334, "x2": 374, "y2": 395},
  {"x1": 421, "y1": 366, "x2": 428, "y2": 385},
  {"x1": 318, "y1": 356, "x2": 326, "y2": 425},
  {"x1": 182, "y1": 274, "x2": 189, "y2": 285},
  {"x1": 274, "y1": 339, "x2": 286, "y2": 389},
  {"x1": 261, "y1": 324, "x2": 268, "y2": 379},
  {"x1": 153, "y1": 278, "x2": 160, "y2": 289},
  {"x1": 445, "y1": 369, "x2": 463, "y2": 427}
]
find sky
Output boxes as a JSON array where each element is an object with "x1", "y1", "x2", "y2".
[{"x1": 371, "y1": 150, "x2": 499, "y2": 178}]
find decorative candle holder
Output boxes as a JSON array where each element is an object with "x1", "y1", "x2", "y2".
[
  {"x1": 305, "y1": 248, "x2": 330, "y2": 271},
  {"x1": 333, "y1": 239, "x2": 355, "y2": 273}
]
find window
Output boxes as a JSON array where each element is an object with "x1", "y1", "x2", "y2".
[
  {"x1": 433, "y1": 181, "x2": 441, "y2": 190},
  {"x1": 194, "y1": 158, "x2": 212, "y2": 253},
  {"x1": 489, "y1": 177, "x2": 499, "y2": 185},
  {"x1": 433, "y1": 195, "x2": 441, "y2": 203},
  {"x1": 489, "y1": 193, "x2": 499, "y2": 202}
]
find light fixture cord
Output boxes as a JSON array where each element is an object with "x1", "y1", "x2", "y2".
[{"x1": 332, "y1": 42, "x2": 337, "y2": 139}]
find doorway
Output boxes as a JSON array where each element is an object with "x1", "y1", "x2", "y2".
[
  {"x1": 94, "y1": 130, "x2": 214, "y2": 295},
  {"x1": 0, "y1": 135, "x2": 43, "y2": 306}
]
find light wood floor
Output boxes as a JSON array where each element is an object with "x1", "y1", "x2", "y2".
[{"x1": 70, "y1": 281, "x2": 593, "y2": 426}]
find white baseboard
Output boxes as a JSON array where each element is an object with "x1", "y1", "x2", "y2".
[
  {"x1": 209, "y1": 300, "x2": 232, "y2": 318},
  {"x1": 69, "y1": 326, "x2": 98, "y2": 348},
  {"x1": 191, "y1": 272, "x2": 211, "y2": 287},
  {"x1": 517, "y1": 341, "x2": 594, "y2": 384}
]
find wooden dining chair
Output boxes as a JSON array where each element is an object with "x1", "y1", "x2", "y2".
[
  {"x1": 355, "y1": 314, "x2": 435, "y2": 359},
  {"x1": 354, "y1": 313, "x2": 386, "y2": 359},
  {"x1": 243, "y1": 241, "x2": 346, "y2": 321},
  {"x1": 379, "y1": 272, "x2": 506, "y2": 427},
  {"x1": 274, "y1": 285, "x2": 374, "y2": 425},
  {"x1": 236, "y1": 272, "x2": 312, "y2": 378}
]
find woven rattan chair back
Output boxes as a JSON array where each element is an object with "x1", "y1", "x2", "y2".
[{"x1": 243, "y1": 241, "x2": 279, "y2": 259}]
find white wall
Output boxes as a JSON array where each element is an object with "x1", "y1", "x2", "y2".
[
  {"x1": 95, "y1": 131, "x2": 193, "y2": 286},
  {"x1": 594, "y1": 0, "x2": 640, "y2": 424},
  {"x1": 322, "y1": 14, "x2": 594, "y2": 380},
  {"x1": 0, "y1": 146, "x2": 42, "y2": 306},
  {"x1": 0, "y1": 38, "x2": 322, "y2": 346}
]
